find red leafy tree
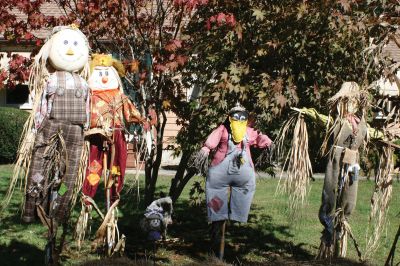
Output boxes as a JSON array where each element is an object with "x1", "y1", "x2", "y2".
[
  {"x1": 0, "y1": 0, "x2": 61, "y2": 89},
  {"x1": 55, "y1": 0, "x2": 208, "y2": 204}
]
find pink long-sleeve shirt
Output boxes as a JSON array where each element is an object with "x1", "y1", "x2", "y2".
[{"x1": 201, "y1": 124, "x2": 272, "y2": 167}]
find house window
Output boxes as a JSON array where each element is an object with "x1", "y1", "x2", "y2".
[{"x1": 6, "y1": 84, "x2": 29, "y2": 104}]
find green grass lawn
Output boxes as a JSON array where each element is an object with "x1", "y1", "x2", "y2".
[{"x1": 0, "y1": 164, "x2": 399, "y2": 265}]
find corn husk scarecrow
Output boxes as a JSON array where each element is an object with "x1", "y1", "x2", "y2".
[
  {"x1": 192, "y1": 103, "x2": 273, "y2": 259},
  {"x1": 277, "y1": 81, "x2": 397, "y2": 260},
  {"x1": 74, "y1": 54, "x2": 143, "y2": 255},
  {"x1": 316, "y1": 82, "x2": 369, "y2": 258}
]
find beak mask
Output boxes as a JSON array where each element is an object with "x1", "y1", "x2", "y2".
[{"x1": 229, "y1": 111, "x2": 248, "y2": 143}]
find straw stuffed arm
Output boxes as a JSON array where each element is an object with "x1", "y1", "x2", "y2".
[
  {"x1": 291, "y1": 107, "x2": 333, "y2": 128},
  {"x1": 122, "y1": 94, "x2": 145, "y2": 125},
  {"x1": 250, "y1": 128, "x2": 274, "y2": 167},
  {"x1": 190, "y1": 125, "x2": 224, "y2": 175},
  {"x1": 33, "y1": 81, "x2": 54, "y2": 131}
]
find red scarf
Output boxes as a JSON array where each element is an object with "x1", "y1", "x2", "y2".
[{"x1": 346, "y1": 113, "x2": 360, "y2": 135}]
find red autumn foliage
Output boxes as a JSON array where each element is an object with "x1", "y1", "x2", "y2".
[
  {"x1": 0, "y1": 0, "x2": 61, "y2": 89},
  {"x1": 206, "y1": 12, "x2": 236, "y2": 30}
]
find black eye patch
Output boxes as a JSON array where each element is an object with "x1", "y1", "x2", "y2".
[{"x1": 230, "y1": 111, "x2": 248, "y2": 121}]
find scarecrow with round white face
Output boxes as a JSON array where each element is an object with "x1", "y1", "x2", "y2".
[
  {"x1": 19, "y1": 25, "x2": 91, "y2": 226},
  {"x1": 194, "y1": 103, "x2": 273, "y2": 259},
  {"x1": 74, "y1": 54, "x2": 143, "y2": 252},
  {"x1": 82, "y1": 54, "x2": 143, "y2": 205}
]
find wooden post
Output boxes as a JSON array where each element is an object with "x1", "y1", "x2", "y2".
[
  {"x1": 219, "y1": 220, "x2": 226, "y2": 260},
  {"x1": 385, "y1": 223, "x2": 400, "y2": 266}
]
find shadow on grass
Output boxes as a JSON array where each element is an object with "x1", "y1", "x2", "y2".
[
  {"x1": 113, "y1": 194, "x2": 366, "y2": 265},
  {"x1": 0, "y1": 165, "x2": 366, "y2": 266},
  {"x1": 0, "y1": 240, "x2": 43, "y2": 266}
]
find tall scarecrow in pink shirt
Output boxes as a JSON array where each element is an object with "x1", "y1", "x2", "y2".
[{"x1": 194, "y1": 103, "x2": 273, "y2": 259}]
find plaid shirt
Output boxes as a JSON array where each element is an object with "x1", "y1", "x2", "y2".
[{"x1": 34, "y1": 71, "x2": 90, "y2": 129}]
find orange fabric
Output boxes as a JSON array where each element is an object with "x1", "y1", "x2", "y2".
[
  {"x1": 87, "y1": 173, "x2": 101, "y2": 186},
  {"x1": 88, "y1": 159, "x2": 102, "y2": 174},
  {"x1": 90, "y1": 88, "x2": 143, "y2": 128}
]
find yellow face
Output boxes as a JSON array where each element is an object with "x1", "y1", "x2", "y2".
[{"x1": 229, "y1": 116, "x2": 248, "y2": 143}]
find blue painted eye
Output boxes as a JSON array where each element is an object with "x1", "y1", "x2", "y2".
[
  {"x1": 105, "y1": 71, "x2": 109, "y2": 76},
  {"x1": 64, "y1": 40, "x2": 68, "y2": 45},
  {"x1": 98, "y1": 71, "x2": 102, "y2": 77},
  {"x1": 73, "y1": 41, "x2": 78, "y2": 46}
]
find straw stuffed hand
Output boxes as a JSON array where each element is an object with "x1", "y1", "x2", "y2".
[{"x1": 188, "y1": 147, "x2": 210, "y2": 176}]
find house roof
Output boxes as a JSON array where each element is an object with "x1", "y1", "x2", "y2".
[
  {"x1": 9, "y1": 2, "x2": 66, "y2": 40},
  {"x1": 382, "y1": 28, "x2": 400, "y2": 62}
]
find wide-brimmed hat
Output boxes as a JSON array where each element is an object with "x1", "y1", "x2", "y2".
[{"x1": 328, "y1": 81, "x2": 368, "y2": 111}]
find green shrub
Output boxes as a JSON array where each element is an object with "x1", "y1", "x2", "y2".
[{"x1": 0, "y1": 107, "x2": 29, "y2": 163}]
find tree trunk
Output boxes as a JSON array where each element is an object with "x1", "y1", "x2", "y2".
[
  {"x1": 144, "y1": 109, "x2": 167, "y2": 205},
  {"x1": 169, "y1": 150, "x2": 196, "y2": 202}
]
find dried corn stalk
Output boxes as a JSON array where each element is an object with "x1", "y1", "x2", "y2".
[
  {"x1": 124, "y1": 132, "x2": 148, "y2": 203},
  {"x1": 364, "y1": 144, "x2": 394, "y2": 259},
  {"x1": 276, "y1": 112, "x2": 313, "y2": 217},
  {"x1": 317, "y1": 207, "x2": 362, "y2": 260},
  {"x1": 70, "y1": 140, "x2": 89, "y2": 212}
]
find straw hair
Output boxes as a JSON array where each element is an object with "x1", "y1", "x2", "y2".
[
  {"x1": 90, "y1": 54, "x2": 126, "y2": 77},
  {"x1": 321, "y1": 82, "x2": 369, "y2": 156},
  {"x1": 328, "y1": 82, "x2": 361, "y2": 105}
]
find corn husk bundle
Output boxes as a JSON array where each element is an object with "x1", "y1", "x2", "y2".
[
  {"x1": 0, "y1": 59, "x2": 49, "y2": 213},
  {"x1": 327, "y1": 82, "x2": 368, "y2": 113},
  {"x1": 275, "y1": 112, "x2": 313, "y2": 217},
  {"x1": 124, "y1": 130, "x2": 148, "y2": 203},
  {"x1": 385, "y1": 122, "x2": 400, "y2": 140},
  {"x1": 74, "y1": 203, "x2": 92, "y2": 250},
  {"x1": 316, "y1": 207, "x2": 362, "y2": 260},
  {"x1": 364, "y1": 144, "x2": 394, "y2": 259},
  {"x1": 91, "y1": 199, "x2": 122, "y2": 256},
  {"x1": 74, "y1": 195, "x2": 105, "y2": 250},
  {"x1": 70, "y1": 140, "x2": 89, "y2": 212},
  {"x1": 334, "y1": 208, "x2": 363, "y2": 259}
]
